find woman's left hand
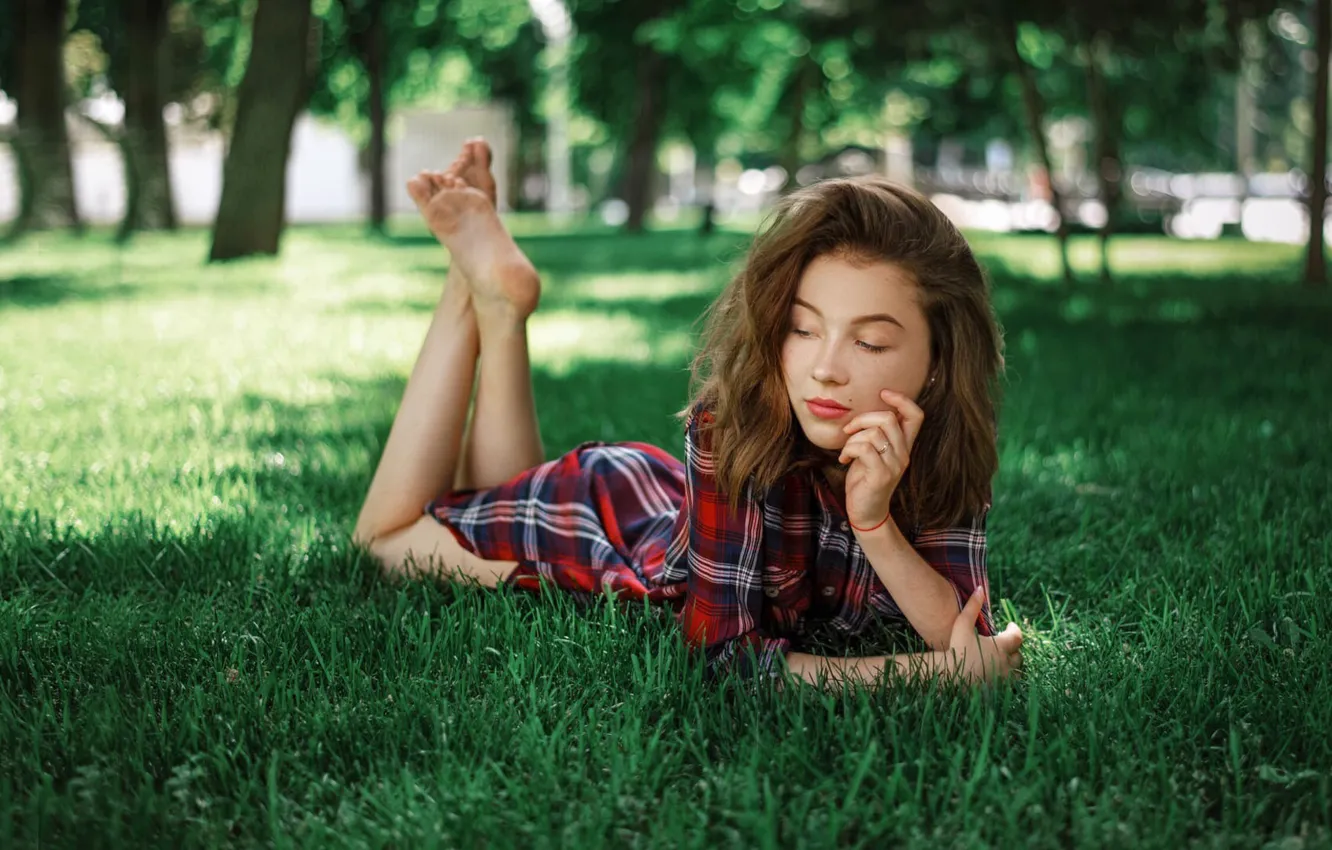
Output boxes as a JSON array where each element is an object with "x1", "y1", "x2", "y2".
[{"x1": 837, "y1": 389, "x2": 925, "y2": 531}]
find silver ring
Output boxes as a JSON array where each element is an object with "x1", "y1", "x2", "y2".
[{"x1": 877, "y1": 443, "x2": 890, "y2": 454}]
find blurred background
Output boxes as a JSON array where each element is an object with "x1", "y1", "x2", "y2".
[
  {"x1": 2, "y1": 7, "x2": 1330, "y2": 839},
  {"x1": 1, "y1": 0, "x2": 1329, "y2": 283}
]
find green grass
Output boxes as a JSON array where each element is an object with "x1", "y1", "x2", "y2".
[{"x1": 1, "y1": 222, "x2": 1329, "y2": 847}]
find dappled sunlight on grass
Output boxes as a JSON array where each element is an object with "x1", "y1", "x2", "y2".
[
  {"x1": 3, "y1": 226, "x2": 1331, "y2": 846},
  {"x1": 969, "y1": 232, "x2": 1301, "y2": 283},
  {"x1": 557, "y1": 270, "x2": 727, "y2": 304},
  {"x1": 529, "y1": 309, "x2": 695, "y2": 375}
]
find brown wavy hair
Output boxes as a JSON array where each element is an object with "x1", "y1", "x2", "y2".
[{"x1": 683, "y1": 176, "x2": 1005, "y2": 530}]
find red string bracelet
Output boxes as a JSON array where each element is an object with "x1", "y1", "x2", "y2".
[{"x1": 848, "y1": 512, "x2": 891, "y2": 533}]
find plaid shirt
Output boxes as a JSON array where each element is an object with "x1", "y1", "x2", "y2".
[
  {"x1": 660, "y1": 406, "x2": 993, "y2": 682},
  {"x1": 428, "y1": 405, "x2": 994, "y2": 684}
]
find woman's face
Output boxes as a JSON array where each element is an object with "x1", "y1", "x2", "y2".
[{"x1": 781, "y1": 253, "x2": 933, "y2": 451}]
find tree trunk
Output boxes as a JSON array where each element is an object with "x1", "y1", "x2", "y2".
[
  {"x1": 364, "y1": 7, "x2": 387, "y2": 234},
  {"x1": 779, "y1": 56, "x2": 814, "y2": 193},
  {"x1": 1084, "y1": 32, "x2": 1120, "y2": 285},
  {"x1": 10, "y1": 0, "x2": 79, "y2": 235},
  {"x1": 209, "y1": 0, "x2": 312, "y2": 262},
  {"x1": 1305, "y1": 0, "x2": 1330, "y2": 288},
  {"x1": 509, "y1": 113, "x2": 531, "y2": 211},
  {"x1": 623, "y1": 49, "x2": 667, "y2": 233},
  {"x1": 120, "y1": 0, "x2": 176, "y2": 239},
  {"x1": 695, "y1": 147, "x2": 716, "y2": 236},
  {"x1": 999, "y1": 12, "x2": 1073, "y2": 287}
]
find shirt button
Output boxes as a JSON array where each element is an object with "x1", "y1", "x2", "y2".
[
  {"x1": 764, "y1": 586, "x2": 780, "y2": 598},
  {"x1": 840, "y1": 521, "x2": 849, "y2": 531},
  {"x1": 821, "y1": 586, "x2": 836, "y2": 597}
]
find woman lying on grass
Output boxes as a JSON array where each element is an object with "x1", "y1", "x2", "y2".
[{"x1": 352, "y1": 138, "x2": 1024, "y2": 692}]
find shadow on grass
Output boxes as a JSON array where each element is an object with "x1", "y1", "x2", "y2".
[
  {"x1": 332, "y1": 273, "x2": 727, "y2": 325},
  {"x1": 0, "y1": 274, "x2": 146, "y2": 308},
  {"x1": 0, "y1": 268, "x2": 280, "y2": 309},
  {"x1": 392, "y1": 228, "x2": 752, "y2": 277}
]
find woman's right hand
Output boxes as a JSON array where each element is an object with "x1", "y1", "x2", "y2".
[{"x1": 941, "y1": 587, "x2": 1024, "y2": 684}]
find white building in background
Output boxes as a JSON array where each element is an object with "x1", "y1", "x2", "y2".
[
  {"x1": 0, "y1": 90, "x2": 1316, "y2": 244},
  {"x1": 0, "y1": 101, "x2": 515, "y2": 226}
]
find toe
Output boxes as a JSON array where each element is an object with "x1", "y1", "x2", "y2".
[{"x1": 406, "y1": 176, "x2": 430, "y2": 205}]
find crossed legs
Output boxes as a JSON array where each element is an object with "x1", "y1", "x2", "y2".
[{"x1": 353, "y1": 139, "x2": 544, "y2": 588}]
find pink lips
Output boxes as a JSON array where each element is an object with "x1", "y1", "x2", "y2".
[{"x1": 806, "y1": 398, "x2": 849, "y2": 420}]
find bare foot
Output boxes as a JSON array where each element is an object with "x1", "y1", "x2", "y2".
[
  {"x1": 408, "y1": 138, "x2": 499, "y2": 250},
  {"x1": 445, "y1": 137, "x2": 498, "y2": 207},
  {"x1": 405, "y1": 173, "x2": 539, "y2": 318}
]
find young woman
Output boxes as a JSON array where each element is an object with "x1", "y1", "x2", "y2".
[{"x1": 353, "y1": 139, "x2": 1024, "y2": 692}]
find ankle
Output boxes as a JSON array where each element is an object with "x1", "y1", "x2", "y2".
[
  {"x1": 475, "y1": 301, "x2": 529, "y2": 339},
  {"x1": 438, "y1": 276, "x2": 472, "y2": 309}
]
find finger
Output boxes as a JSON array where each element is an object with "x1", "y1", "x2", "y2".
[
  {"x1": 1009, "y1": 625, "x2": 1024, "y2": 650},
  {"x1": 965, "y1": 585, "x2": 986, "y2": 615},
  {"x1": 950, "y1": 587, "x2": 986, "y2": 644},
  {"x1": 841, "y1": 410, "x2": 904, "y2": 436},
  {"x1": 840, "y1": 436, "x2": 898, "y2": 479},
  {"x1": 996, "y1": 630, "x2": 1022, "y2": 655},
  {"x1": 994, "y1": 620, "x2": 1022, "y2": 647},
  {"x1": 880, "y1": 389, "x2": 926, "y2": 448},
  {"x1": 837, "y1": 431, "x2": 875, "y2": 463},
  {"x1": 837, "y1": 438, "x2": 885, "y2": 468},
  {"x1": 874, "y1": 417, "x2": 907, "y2": 464},
  {"x1": 840, "y1": 426, "x2": 896, "y2": 469}
]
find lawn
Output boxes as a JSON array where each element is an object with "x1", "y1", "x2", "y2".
[{"x1": 1, "y1": 220, "x2": 1328, "y2": 847}]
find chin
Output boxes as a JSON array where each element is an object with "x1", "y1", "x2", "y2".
[{"x1": 795, "y1": 417, "x2": 849, "y2": 451}]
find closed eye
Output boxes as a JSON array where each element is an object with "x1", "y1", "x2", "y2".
[
  {"x1": 857, "y1": 341, "x2": 889, "y2": 353},
  {"x1": 791, "y1": 328, "x2": 814, "y2": 338}
]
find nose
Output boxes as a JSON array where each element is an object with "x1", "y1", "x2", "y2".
[{"x1": 810, "y1": 339, "x2": 849, "y2": 385}]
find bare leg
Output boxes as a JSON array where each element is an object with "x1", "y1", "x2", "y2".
[
  {"x1": 439, "y1": 139, "x2": 545, "y2": 491},
  {"x1": 354, "y1": 163, "x2": 540, "y2": 588},
  {"x1": 353, "y1": 251, "x2": 477, "y2": 545}
]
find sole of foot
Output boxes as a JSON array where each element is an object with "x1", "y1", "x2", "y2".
[{"x1": 408, "y1": 174, "x2": 539, "y2": 319}]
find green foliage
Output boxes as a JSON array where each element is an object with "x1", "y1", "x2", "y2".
[
  {"x1": 0, "y1": 0, "x2": 1316, "y2": 188},
  {"x1": 305, "y1": 0, "x2": 542, "y2": 145},
  {"x1": 65, "y1": 0, "x2": 251, "y2": 130}
]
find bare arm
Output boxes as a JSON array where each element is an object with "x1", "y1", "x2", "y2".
[
  {"x1": 781, "y1": 649, "x2": 951, "y2": 692},
  {"x1": 780, "y1": 589, "x2": 1023, "y2": 692},
  {"x1": 856, "y1": 521, "x2": 962, "y2": 652}
]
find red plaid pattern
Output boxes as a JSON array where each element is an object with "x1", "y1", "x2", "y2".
[{"x1": 428, "y1": 405, "x2": 994, "y2": 683}]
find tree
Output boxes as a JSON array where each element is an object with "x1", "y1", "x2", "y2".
[
  {"x1": 307, "y1": 0, "x2": 539, "y2": 230},
  {"x1": 572, "y1": 0, "x2": 687, "y2": 232},
  {"x1": 328, "y1": 0, "x2": 393, "y2": 232},
  {"x1": 650, "y1": 0, "x2": 793, "y2": 231},
  {"x1": 983, "y1": 1, "x2": 1074, "y2": 285},
  {"x1": 208, "y1": 0, "x2": 313, "y2": 262},
  {"x1": 1305, "y1": 0, "x2": 1329, "y2": 288},
  {"x1": 447, "y1": 0, "x2": 544, "y2": 211},
  {"x1": 5, "y1": 0, "x2": 80, "y2": 235},
  {"x1": 73, "y1": 0, "x2": 178, "y2": 239}
]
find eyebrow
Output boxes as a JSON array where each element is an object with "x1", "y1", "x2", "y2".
[{"x1": 792, "y1": 297, "x2": 905, "y2": 330}]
